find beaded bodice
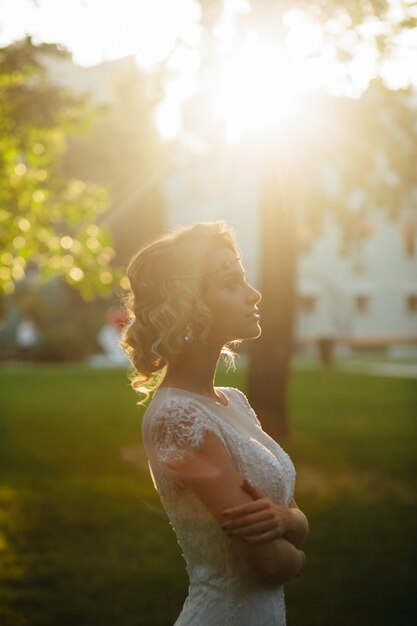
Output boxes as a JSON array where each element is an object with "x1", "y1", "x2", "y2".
[{"x1": 141, "y1": 386, "x2": 296, "y2": 626}]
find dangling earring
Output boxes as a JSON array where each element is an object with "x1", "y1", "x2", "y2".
[{"x1": 184, "y1": 323, "x2": 194, "y2": 343}]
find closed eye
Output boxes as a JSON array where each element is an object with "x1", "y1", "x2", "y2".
[
  {"x1": 225, "y1": 276, "x2": 246, "y2": 290},
  {"x1": 222, "y1": 271, "x2": 246, "y2": 286}
]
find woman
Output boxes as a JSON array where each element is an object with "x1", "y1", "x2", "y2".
[{"x1": 121, "y1": 222, "x2": 308, "y2": 625}]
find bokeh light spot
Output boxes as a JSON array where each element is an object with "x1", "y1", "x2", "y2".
[
  {"x1": 69, "y1": 267, "x2": 84, "y2": 281},
  {"x1": 71, "y1": 240, "x2": 82, "y2": 253},
  {"x1": 70, "y1": 180, "x2": 86, "y2": 195},
  {"x1": 119, "y1": 276, "x2": 130, "y2": 290},
  {"x1": 48, "y1": 236, "x2": 60, "y2": 251},
  {"x1": 62, "y1": 254, "x2": 74, "y2": 268},
  {"x1": 0, "y1": 267, "x2": 11, "y2": 281},
  {"x1": 60, "y1": 236, "x2": 73, "y2": 250},
  {"x1": 48, "y1": 256, "x2": 61, "y2": 269},
  {"x1": 87, "y1": 224, "x2": 99, "y2": 237},
  {"x1": 100, "y1": 271, "x2": 112, "y2": 285},
  {"x1": 13, "y1": 236, "x2": 25, "y2": 249},
  {"x1": 17, "y1": 217, "x2": 31, "y2": 232},
  {"x1": 35, "y1": 169, "x2": 48, "y2": 181},
  {"x1": 14, "y1": 257, "x2": 26, "y2": 268},
  {"x1": 1, "y1": 252, "x2": 13, "y2": 265},
  {"x1": 14, "y1": 163, "x2": 27, "y2": 176},
  {"x1": 33, "y1": 143, "x2": 45, "y2": 155},
  {"x1": 86, "y1": 237, "x2": 100, "y2": 252},
  {"x1": 98, "y1": 247, "x2": 115, "y2": 264},
  {"x1": 32, "y1": 190, "x2": 46, "y2": 203},
  {"x1": 12, "y1": 266, "x2": 25, "y2": 281}
]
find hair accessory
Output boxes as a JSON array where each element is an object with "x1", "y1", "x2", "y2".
[
  {"x1": 184, "y1": 324, "x2": 194, "y2": 343},
  {"x1": 170, "y1": 257, "x2": 241, "y2": 281}
]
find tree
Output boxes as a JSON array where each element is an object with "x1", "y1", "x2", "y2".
[
  {"x1": 246, "y1": 1, "x2": 417, "y2": 439},
  {"x1": 61, "y1": 59, "x2": 167, "y2": 267},
  {"x1": 248, "y1": 80, "x2": 417, "y2": 438},
  {"x1": 191, "y1": 1, "x2": 417, "y2": 439},
  {"x1": 0, "y1": 37, "x2": 120, "y2": 300}
]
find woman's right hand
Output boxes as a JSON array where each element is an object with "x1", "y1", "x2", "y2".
[
  {"x1": 164, "y1": 429, "x2": 306, "y2": 585},
  {"x1": 221, "y1": 480, "x2": 309, "y2": 548}
]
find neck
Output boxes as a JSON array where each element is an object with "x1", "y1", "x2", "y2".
[{"x1": 161, "y1": 342, "x2": 223, "y2": 400}]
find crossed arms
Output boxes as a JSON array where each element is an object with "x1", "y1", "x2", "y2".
[{"x1": 162, "y1": 431, "x2": 309, "y2": 586}]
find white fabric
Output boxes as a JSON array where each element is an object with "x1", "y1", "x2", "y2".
[{"x1": 141, "y1": 386, "x2": 296, "y2": 626}]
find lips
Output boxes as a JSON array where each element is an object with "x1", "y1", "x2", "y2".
[{"x1": 245, "y1": 309, "x2": 260, "y2": 319}]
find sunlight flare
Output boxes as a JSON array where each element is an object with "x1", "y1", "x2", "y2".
[{"x1": 213, "y1": 34, "x2": 303, "y2": 143}]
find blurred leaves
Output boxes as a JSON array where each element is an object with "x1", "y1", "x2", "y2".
[
  {"x1": 246, "y1": 0, "x2": 417, "y2": 60},
  {"x1": 0, "y1": 37, "x2": 121, "y2": 299},
  {"x1": 61, "y1": 61, "x2": 166, "y2": 266},
  {"x1": 289, "y1": 80, "x2": 417, "y2": 255},
  {"x1": 195, "y1": 0, "x2": 417, "y2": 256}
]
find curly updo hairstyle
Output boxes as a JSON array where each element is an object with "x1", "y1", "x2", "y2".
[{"x1": 120, "y1": 221, "x2": 239, "y2": 402}]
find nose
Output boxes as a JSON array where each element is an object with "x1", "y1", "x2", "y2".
[{"x1": 247, "y1": 283, "x2": 262, "y2": 305}]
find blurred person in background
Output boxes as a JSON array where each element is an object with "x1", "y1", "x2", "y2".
[
  {"x1": 15, "y1": 314, "x2": 40, "y2": 361},
  {"x1": 96, "y1": 306, "x2": 129, "y2": 366}
]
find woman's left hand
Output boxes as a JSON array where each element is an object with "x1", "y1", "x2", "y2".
[{"x1": 220, "y1": 479, "x2": 294, "y2": 544}]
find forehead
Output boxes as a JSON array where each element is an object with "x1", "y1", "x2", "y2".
[{"x1": 204, "y1": 247, "x2": 243, "y2": 279}]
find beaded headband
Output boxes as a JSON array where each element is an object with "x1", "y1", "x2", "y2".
[
  {"x1": 134, "y1": 257, "x2": 241, "y2": 294},
  {"x1": 168, "y1": 256, "x2": 241, "y2": 281}
]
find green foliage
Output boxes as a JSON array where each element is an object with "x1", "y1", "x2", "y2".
[
  {"x1": 0, "y1": 38, "x2": 121, "y2": 299},
  {"x1": 61, "y1": 60, "x2": 166, "y2": 266}
]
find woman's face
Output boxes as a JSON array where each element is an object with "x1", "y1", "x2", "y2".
[{"x1": 202, "y1": 246, "x2": 262, "y2": 344}]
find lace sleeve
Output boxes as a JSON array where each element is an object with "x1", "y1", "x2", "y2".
[{"x1": 150, "y1": 399, "x2": 224, "y2": 466}]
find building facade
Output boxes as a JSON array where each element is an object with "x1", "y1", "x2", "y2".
[{"x1": 45, "y1": 55, "x2": 417, "y2": 354}]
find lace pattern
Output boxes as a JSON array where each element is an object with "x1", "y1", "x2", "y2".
[
  {"x1": 141, "y1": 386, "x2": 296, "y2": 625},
  {"x1": 150, "y1": 399, "x2": 227, "y2": 466}
]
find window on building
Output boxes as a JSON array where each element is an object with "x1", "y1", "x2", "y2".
[
  {"x1": 355, "y1": 294, "x2": 370, "y2": 313},
  {"x1": 400, "y1": 222, "x2": 416, "y2": 258},
  {"x1": 406, "y1": 294, "x2": 417, "y2": 313},
  {"x1": 405, "y1": 235, "x2": 415, "y2": 257},
  {"x1": 298, "y1": 294, "x2": 317, "y2": 313}
]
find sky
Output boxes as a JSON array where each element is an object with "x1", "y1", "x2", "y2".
[
  {"x1": 1, "y1": 0, "x2": 416, "y2": 140},
  {"x1": 0, "y1": 0, "x2": 201, "y2": 68}
]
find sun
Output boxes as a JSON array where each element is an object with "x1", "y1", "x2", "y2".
[
  {"x1": 2, "y1": 0, "x2": 401, "y2": 142},
  {"x1": 212, "y1": 33, "x2": 302, "y2": 144}
]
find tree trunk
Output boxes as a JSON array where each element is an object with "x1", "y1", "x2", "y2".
[{"x1": 248, "y1": 150, "x2": 297, "y2": 442}]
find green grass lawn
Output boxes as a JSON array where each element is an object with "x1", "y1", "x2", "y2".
[{"x1": 0, "y1": 364, "x2": 416, "y2": 626}]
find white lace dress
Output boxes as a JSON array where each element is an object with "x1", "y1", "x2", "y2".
[{"x1": 141, "y1": 386, "x2": 296, "y2": 626}]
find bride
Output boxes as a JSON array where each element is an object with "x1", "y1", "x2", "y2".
[{"x1": 121, "y1": 222, "x2": 309, "y2": 625}]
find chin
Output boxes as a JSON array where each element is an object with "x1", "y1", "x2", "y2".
[
  {"x1": 222, "y1": 321, "x2": 262, "y2": 343},
  {"x1": 249, "y1": 319, "x2": 262, "y2": 338},
  {"x1": 240, "y1": 324, "x2": 262, "y2": 341}
]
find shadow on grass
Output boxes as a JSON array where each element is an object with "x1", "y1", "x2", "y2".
[
  {"x1": 0, "y1": 368, "x2": 187, "y2": 626},
  {"x1": 0, "y1": 431, "x2": 187, "y2": 626},
  {"x1": 0, "y1": 365, "x2": 416, "y2": 626}
]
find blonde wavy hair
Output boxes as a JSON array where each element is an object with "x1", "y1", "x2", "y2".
[{"x1": 120, "y1": 221, "x2": 240, "y2": 403}]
